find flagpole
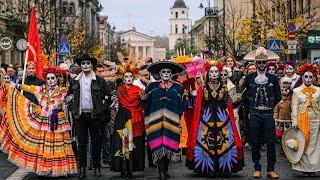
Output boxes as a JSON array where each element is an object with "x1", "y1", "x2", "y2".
[
  {"x1": 21, "y1": 44, "x2": 29, "y2": 94},
  {"x1": 21, "y1": 4, "x2": 34, "y2": 93}
]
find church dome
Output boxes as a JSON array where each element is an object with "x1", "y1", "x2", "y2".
[{"x1": 172, "y1": 0, "x2": 187, "y2": 8}]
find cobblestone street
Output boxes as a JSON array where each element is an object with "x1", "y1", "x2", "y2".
[{"x1": 13, "y1": 145, "x2": 318, "y2": 179}]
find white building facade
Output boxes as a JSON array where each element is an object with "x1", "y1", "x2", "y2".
[
  {"x1": 169, "y1": 0, "x2": 191, "y2": 50},
  {"x1": 120, "y1": 29, "x2": 166, "y2": 60}
]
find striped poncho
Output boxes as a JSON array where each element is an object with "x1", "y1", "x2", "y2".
[{"x1": 144, "y1": 81, "x2": 186, "y2": 163}]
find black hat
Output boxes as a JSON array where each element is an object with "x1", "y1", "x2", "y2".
[
  {"x1": 147, "y1": 61, "x2": 185, "y2": 75},
  {"x1": 75, "y1": 54, "x2": 98, "y2": 66}
]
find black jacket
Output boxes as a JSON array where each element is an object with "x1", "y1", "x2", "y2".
[
  {"x1": 69, "y1": 73, "x2": 111, "y2": 123},
  {"x1": 240, "y1": 72, "x2": 281, "y2": 110},
  {"x1": 19, "y1": 76, "x2": 45, "y2": 105}
]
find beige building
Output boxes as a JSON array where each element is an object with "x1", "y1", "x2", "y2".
[
  {"x1": 120, "y1": 29, "x2": 166, "y2": 60},
  {"x1": 190, "y1": 0, "x2": 252, "y2": 51}
]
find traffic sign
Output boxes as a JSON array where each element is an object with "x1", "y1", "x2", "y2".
[
  {"x1": 288, "y1": 49, "x2": 297, "y2": 54},
  {"x1": 288, "y1": 23, "x2": 296, "y2": 32},
  {"x1": 0, "y1": 37, "x2": 13, "y2": 50},
  {"x1": 288, "y1": 32, "x2": 296, "y2": 40},
  {"x1": 58, "y1": 43, "x2": 71, "y2": 56},
  {"x1": 267, "y1": 39, "x2": 281, "y2": 52}
]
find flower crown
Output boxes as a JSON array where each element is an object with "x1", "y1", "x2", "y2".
[
  {"x1": 204, "y1": 60, "x2": 223, "y2": 72},
  {"x1": 43, "y1": 66, "x2": 67, "y2": 78},
  {"x1": 298, "y1": 63, "x2": 318, "y2": 77},
  {"x1": 117, "y1": 64, "x2": 139, "y2": 77}
]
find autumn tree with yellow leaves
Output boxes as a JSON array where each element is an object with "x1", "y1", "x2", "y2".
[
  {"x1": 253, "y1": 0, "x2": 320, "y2": 55},
  {"x1": 68, "y1": 22, "x2": 104, "y2": 63}
]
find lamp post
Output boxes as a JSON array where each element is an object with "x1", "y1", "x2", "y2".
[{"x1": 199, "y1": 0, "x2": 225, "y2": 54}]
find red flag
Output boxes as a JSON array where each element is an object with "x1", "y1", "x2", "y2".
[{"x1": 27, "y1": 6, "x2": 44, "y2": 79}]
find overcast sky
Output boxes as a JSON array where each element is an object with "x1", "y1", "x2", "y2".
[{"x1": 101, "y1": 0, "x2": 204, "y2": 36}]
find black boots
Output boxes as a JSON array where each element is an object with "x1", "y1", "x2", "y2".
[
  {"x1": 94, "y1": 167, "x2": 102, "y2": 177},
  {"x1": 158, "y1": 158, "x2": 170, "y2": 180},
  {"x1": 78, "y1": 167, "x2": 86, "y2": 179}
]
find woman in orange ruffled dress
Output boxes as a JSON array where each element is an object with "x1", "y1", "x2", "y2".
[{"x1": 0, "y1": 66, "x2": 77, "y2": 177}]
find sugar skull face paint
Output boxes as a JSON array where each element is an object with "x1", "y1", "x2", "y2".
[
  {"x1": 303, "y1": 71, "x2": 313, "y2": 87},
  {"x1": 123, "y1": 72, "x2": 134, "y2": 85},
  {"x1": 46, "y1": 73, "x2": 57, "y2": 87},
  {"x1": 160, "y1": 68, "x2": 172, "y2": 81},
  {"x1": 209, "y1": 66, "x2": 219, "y2": 82}
]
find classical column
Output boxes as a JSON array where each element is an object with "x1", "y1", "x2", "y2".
[
  {"x1": 142, "y1": 46, "x2": 147, "y2": 59},
  {"x1": 135, "y1": 46, "x2": 139, "y2": 57},
  {"x1": 150, "y1": 46, "x2": 154, "y2": 59}
]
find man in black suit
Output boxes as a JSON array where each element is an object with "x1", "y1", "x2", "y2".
[{"x1": 240, "y1": 47, "x2": 281, "y2": 179}]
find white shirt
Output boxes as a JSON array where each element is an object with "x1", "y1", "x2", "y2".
[
  {"x1": 133, "y1": 78, "x2": 146, "y2": 90},
  {"x1": 76, "y1": 72, "x2": 96, "y2": 110}
]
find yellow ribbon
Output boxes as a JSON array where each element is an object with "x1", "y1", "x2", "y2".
[{"x1": 299, "y1": 87, "x2": 316, "y2": 149}]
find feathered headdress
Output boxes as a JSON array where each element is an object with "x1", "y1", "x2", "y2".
[{"x1": 298, "y1": 63, "x2": 318, "y2": 77}]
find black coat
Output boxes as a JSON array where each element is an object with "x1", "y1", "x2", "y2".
[
  {"x1": 69, "y1": 74, "x2": 112, "y2": 123},
  {"x1": 240, "y1": 72, "x2": 281, "y2": 110},
  {"x1": 19, "y1": 76, "x2": 45, "y2": 105}
]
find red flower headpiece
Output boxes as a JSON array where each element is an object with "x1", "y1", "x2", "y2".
[
  {"x1": 266, "y1": 61, "x2": 277, "y2": 69},
  {"x1": 204, "y1": 60, "x2": 223, "y2": 72},
  {"x1": 298, "y1": 63, "x2": 318, "y2": 77},
  {"x1": 117, "y1": 64, "x2": 139, "y2": 77},
  {"x1": 43, "y1": 66, "x2": 67, "y2": 78}
]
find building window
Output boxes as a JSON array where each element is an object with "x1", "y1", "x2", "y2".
[
  {"x1": 69, "y1": 2, "x2": 75, "y2": 16},
  {"x1": 175, "y1": 24, "x2": 178, "y2": 34},
  {"x1": 170, "y1": 25, "x2": 172, "y2": 34},
  {"x1": 62, "y1": 1, "x2": 68, "y2": 15},
  {"x1": 182, "y1": 11, "x2": 185, "y2": 14},
  {"x1": 182, "y1": 24, "x2": 185, "y2": 34},
  {"x1": 175, "y1": 12, "x2": 178, "y2": 18}
]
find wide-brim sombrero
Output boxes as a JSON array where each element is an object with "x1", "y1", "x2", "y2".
[
  {"x1": 147, "y1": 61, "x2": 185, "y2": 75},
  {"x1": 243, "y1": 47, "x2": 280, "y2": 61},
  {"x1": 282, "y1": 128, "x2": 305, "y2": 165}
]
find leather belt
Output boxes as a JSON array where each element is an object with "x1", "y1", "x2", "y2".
[
  {"x1": 254, "y1": 106, "x2": 272, "y2": 111},
  {"x1": 82, "y1": 109, "x2": 92, "y2": 113}
]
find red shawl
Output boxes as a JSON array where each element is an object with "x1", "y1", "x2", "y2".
[
  {"x1": 227, "y1": 98, "x2": 244, "y2": 162},
  {"x1": 186, "y1": 86, "x2": 202, "y2": 161},
  {"x1": 118, "y1": 84, "x2": 144, "y2": 137}
]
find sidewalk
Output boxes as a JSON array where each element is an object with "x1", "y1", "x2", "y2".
[{"x1": 0, "y1": 151, "x2": 18, "y2": 180}]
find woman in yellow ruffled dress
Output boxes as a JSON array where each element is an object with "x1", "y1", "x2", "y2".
[{"x1": 0, "y1": 66, "x2": 77, "y2": 177}]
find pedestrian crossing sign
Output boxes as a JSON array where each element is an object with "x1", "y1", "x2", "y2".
[
  {"x1": 58, "y1": 43, "x2": 71, "y2": 56},
  {"x1": 267, "y1": 39, "x2": 281, "y2": 52}
]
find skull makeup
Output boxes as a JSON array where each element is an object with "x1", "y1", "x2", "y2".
[
  {"x1": 81, "y1": 60, "x2": 93, "y2": 72},
  {"x1": 268, "y1": 66, "x2": 276, "y2": 75},
  {"x1": 209, "y1": 66, "x2": 220, "y2": 82},
  {"x1": 160, "y1": 69, "x2": 172, "y2": 81},
  {"x1": 46, "y1": 73, "x2": 57, "y2": 87},
  {"x1": 256, "y1": 61, "x2": 267, "y2": 72},
  {"x1": 220, "y1": 70, "x2": 229, "y2": 84},
  {"x1": 123, "y1": 72, "x2": 134, "y2": 85},
  {"x1": 4, "y1": 75, "x2": 10, "y2": 83},
  {"x1": 285, "y1": 65, "x2": 294, "y2": 75},
  {"x1": 303, "y1": 71, "x2": 313, "y2": 87}
]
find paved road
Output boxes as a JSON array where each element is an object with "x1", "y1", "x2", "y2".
[
  {"x1": 20, "y1": 145, "x2": 319, "y2": 180},
  {"x1": 0, "y1": 151, "x2": 18, "y2": 180}
]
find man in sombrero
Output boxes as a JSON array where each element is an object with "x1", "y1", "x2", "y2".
[
  {"x1": 144, "y1": 61, "x2": 186, "y2": 180},
  {"x1": 240, "y1": 47, "x2": 282, "y2": 179}
]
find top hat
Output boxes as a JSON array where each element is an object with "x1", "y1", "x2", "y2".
[{"x1": 75, "y1": 54, "x2": 98, "y2": 66}]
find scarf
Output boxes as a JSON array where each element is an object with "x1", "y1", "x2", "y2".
[{"x1": 118, "y1": 84, "x2": 144, "y2": 137}]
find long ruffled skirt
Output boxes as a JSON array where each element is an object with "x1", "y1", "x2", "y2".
[{"x1": 0, "y1": 85, "x2": 77, "y2": 177}]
